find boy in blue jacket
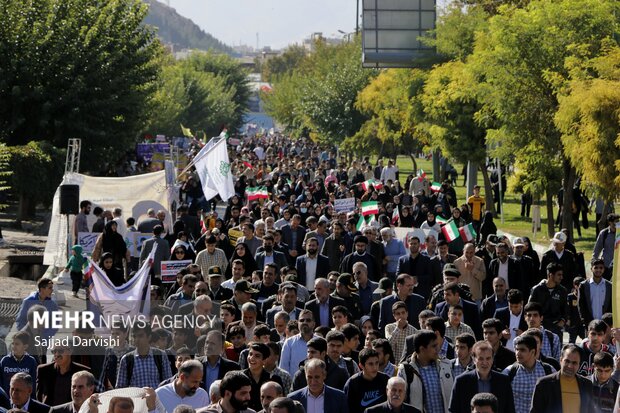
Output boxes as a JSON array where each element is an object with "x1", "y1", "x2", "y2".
[{"x1": 0, "y1": 331, "x2": 38, "y2": 394}]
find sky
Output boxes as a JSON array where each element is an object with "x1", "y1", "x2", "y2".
[{"x1": 167, "y1": 0, "x2": 360, "y2": 50}]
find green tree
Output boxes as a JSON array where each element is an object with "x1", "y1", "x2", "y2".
[
  {"x1": 353, "y1": 69, "x2": 428, "y2": 169},
  {"x1": 556, "y1": 44, "x2": 620, "y2": 206},
  {"x1": 421, "y1": 61, "x2": 495, "y2": 211},
  {"x1": 182, "y1": 52, "x2": 251, "y2": 130},
  {"x1": 0, "y1": 0, "x2": 163, "y2": 171},
  {"x1": 261, "y1": 45, "x2": 308, "y2": 82},
  {"x1": 469, "y1": 0, "x2": 619, "y2": 238}
]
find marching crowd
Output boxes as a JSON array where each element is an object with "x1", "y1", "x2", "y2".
[{"x1": 1, "y1": 135, "x2": 619, "y2": 413}]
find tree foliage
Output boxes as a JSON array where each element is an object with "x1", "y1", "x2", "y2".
[
  {"x1": 0, "y1": 0, "x2": 164, "y2": 171},
  {"x1": 261, "y1": 45, "x2": 307, "y2": 82}
]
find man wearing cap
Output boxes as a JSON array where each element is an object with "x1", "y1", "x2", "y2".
[
  {"x1": 511, "y1": 237, "x2": 536, "y2": 292},
  {"x1": 592, "y1": 213, "x2": 619, "y2": 280},
  {"x1": 454, "y1": 243, "x2": 486, "y2": 303},
  {"x1": 295, "y1": 237, "x2": 330, "y2": 291},
  {"x1": 428, "y1": 264, "x2": 474, "y2": 310},
  {"x1": 578, "y1": 258, "x2": 612, "y2": 328},
  {"x1": 207, "y1": 266, "x2": 233, "y2": 302},
  {"x1": 255, "y1": 234, "x2": 287, "y2": 274},
  {"x1": 396, "y1": 236, "x2": 433, "y2": 300},
  {"x1": 196, "y1": 235, "x2": 229, "y2": 277},
  {"x1": 539, "y1": 231, "x2": 577, "y2": 291},
  {"x1": 331, "y1": 273, "x2": 363, "y2": 321},
  {"x1": 340, "y1": 235, "x2": 378, "y2": 282},
  {"x1": 222, "y1": 280, "x2": 259, "y2": 322}
]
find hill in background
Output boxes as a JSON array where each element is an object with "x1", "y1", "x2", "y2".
[{"x1": 144, "y1": 0, "x2": 235, "y2": 55}]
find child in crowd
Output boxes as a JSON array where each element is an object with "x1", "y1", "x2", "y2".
[
  {"x1": 225, "y1": 325, "x2": 247, "y2": 362},
  {"x1": 65, "y1": 244, "x2": 86, "y2": 297},
  {"x1": 0, "y1": 331, "x2": 38, "y2": 394},
  {"x1": 445, "y1": 304, "x2": 475, "y2": 342}
]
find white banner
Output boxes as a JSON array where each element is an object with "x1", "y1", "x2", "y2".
[{"x1": 44, "y1": 170, "x2": 175, "y2": 267}]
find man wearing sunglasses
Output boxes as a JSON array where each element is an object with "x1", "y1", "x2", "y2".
[{"x1": 37, "y1": 344, "x2": 90, "y2": 406}]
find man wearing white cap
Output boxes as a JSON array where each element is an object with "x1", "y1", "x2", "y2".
[{"x1": 539, "y1": 231, "x2": 577, "y2": 292}]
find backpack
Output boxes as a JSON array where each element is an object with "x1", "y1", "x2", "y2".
[
  {"x1": 125, "y1": 348, "x2": 165, "y2": 385},
  {"x1": 400, "y1": 362, "x2": 424, "y2": 404},
  {"x1": 506, "y1": 361, "x2": 554, "y2": 381}
]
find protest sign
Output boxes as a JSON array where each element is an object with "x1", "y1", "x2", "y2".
[
  {"x1": 160, "y1": 260, "x2": 192, "y2": 283},
  {"x1": 78, "y1": 232, "x2": 101, "y2": 254},
  {"x1": 334, "y1": 198, "x2": 356, "y2": 213},
  {"x1": 127, "y1": 232, "x2": 153, "y2": 257}
]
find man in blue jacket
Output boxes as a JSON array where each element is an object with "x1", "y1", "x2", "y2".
[{"x1": 287, "y1": 358, "x2": 348, "y2": 413}]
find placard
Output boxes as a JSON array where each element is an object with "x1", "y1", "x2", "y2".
[
  {"x1": 78, "y1": 232, "x2": 101, "y2": 254},
  {"x1": 334, "y1": 198, "x2": 356, "y2": 213},
  {"x1": 160, "y1": 260, "x2": 192, "y2": 283},
  {"x1": 127, "y1": 232, "x2": 153, "y2": 257}
]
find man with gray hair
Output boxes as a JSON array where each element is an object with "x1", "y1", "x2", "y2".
[
  {"x1": 258, "y1": 381, "x2": 283, "y2": 413},
  {"x1": 287, "y1": 359, "x2": 348, "y2": 413},
  {"x1": 364, "y1": 376, "x2": 421, "y2": 413},
  {"x1": 225, "y1": 302, "x2": 266, "y2": 342},
  {"x1": 10, "y1": 373, "x2": 50, "y2": 413},
  {"x1": 155, "y1": 360, "x2": 209, "y2": 412},
  {"x1": 50, "y1": 371, "x2": 96, "y2": 413},
  {"x1": 112, "y1": 208, "x2": 127, "y2": 237},
  {"x1": 208, "y1": 380, "x2": 221, "y2": 404}
]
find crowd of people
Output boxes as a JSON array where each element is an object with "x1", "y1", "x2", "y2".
[{"x1": 1, "y1": 135, "x2": 619, "y2": 413}]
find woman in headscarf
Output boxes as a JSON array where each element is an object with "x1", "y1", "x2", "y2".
[
  {"x1": 170, "y1": 232, "x2": 196, "y2": 262},
  {"x1": 522, "y1": 236, "x2": 540, "y2": 271},
  {"x1": 421, "y1": 211, "x2": 441, "y2": 233},
  {"x1": 93, "y1": 221, "x2": 129, "y2": 271},
  {"x1": 170, "y1": 244, "x2": 195, "y2": 263},
  {"x1": 399, "y1": 206, "x2": 415, "y2": 228},
  {"x1": 477, "y1": 211, "x2": 497, "y2": 247},
  {"x1": 98, "y1": 252, "x2": 125, "y2": 287},
  {"x1": 225, "y1": 242, "x2": 258, "y2": 278}
]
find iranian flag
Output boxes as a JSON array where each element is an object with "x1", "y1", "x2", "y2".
[
  {"x1": 362, "y1": 179, "x2": 383, "y2": 191},
  {"x1": 436, "y1": 216, "x2": 448, "y2": 225},
  {"x1": 459, "y1": 223, "x2": 477, "y2": 242},
  {"x1": 257, "y1": 187, "x2": 269, "y2": 199},
  {"x1": 391, "y1": 208, "x2": 400, "y2": 225},
  {"x1": 430, "y1": 182, "x2": 442, "y2": 192},
  {"x1": 242, "y1": 160, "x2": 253, "y2": 169},
  {"x1": 441, "y1": 220, "x2": 460, "y2": 242},
  {"x1": 356, "y1": 214, "x2": 366, "y2": 231},
  {"x1": 417, "y1": 169, "x2": 427, "y2": 182},
  {"x1": 361, "y1": 201, "x2": 379, "y2": 216},
  {"x1": 246, "y1": 187, "x2": 261, "y2": 201}
]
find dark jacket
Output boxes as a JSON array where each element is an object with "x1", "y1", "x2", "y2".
[
  {"x1": 281, "y1": 224, "x2": 307, "y2": 259},
  {"x1": 436, "y1": 299, "x2": 482, "y2": 340},
  {"x1": 578, "y1": 278, "x2": 612, "y2": 327},
  {"x1": 494, "y1": 307, "x2": 528, "y2": 335},
  {"x1": 199, "y1": 356, "x2": 240, "y2": 391},
  {"x1": 49, "y1": 402, "x2": 73, "y2": 413},
  {"x1": 296, "y1": 254, "x2": 331, "y2": 288},
  {"x1": 378, "y1": 293, "x2": 427, "y2": 332},
  {"x1": 480, "y1": 294, "x2": 508, "y2": 322},
  {"x1": 304, "y1": 295, "x2": 346, "y2": 328},
  {"x1": 24, "y1": 399, "x2": 51, "y2": 413},
  {"x1": 254, "y1": 250, "x2": 288, "y2": 273},
  {"x1": 539, "y1": 249, "x2": 577, "y2": 291},
  {"x1": 529, "y1": 280, "x2": 568, "y2": 333},
  {"x1": 396, "y1": 254, "x2": 433, "y2": 299},
  {"x1": 493, "y1": 345, "x2": 516, "y2": 371},
  {"x1": 488, "y1": 257, "x2": 525, "y2": 297},
  {"x1": 288, "y1": 385, "x2": 349, "y2": 413},
  {"x1": 365, "y1": 401, "x2": 421, "y2": 413},
  {"x1": 531, "y1": 371, "x2": 594, "y2": 413},
  {"x1": 291, "y1": 358, "x2": 349, "y2": 391},
  {"x1": 449, "y1": 370, "x2": 515, "y2": 413},
  {"x1": 266, "y1": 306, "x2": 302, "y2": 327},
  {"x1": 36, "y1": 362, "x2": 90, "y2": 406}
]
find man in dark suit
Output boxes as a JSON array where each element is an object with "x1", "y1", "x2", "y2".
[
  {"x1": 304, "y1": 278, "x2": 345, "y2": 328},
  {"x1": 49, "y1": 371, "x2": 95, "y2": 413},
  {"x1": 488, "y1": 242, "x2": 525, "y2": 297},
  {"x1": 494, "y1": 289, "x2": 527, "y2": 350},
  {"x1": 365, "y1": 376, "x2": 421, "y2": 413},
  {"x1": 531, "y1": 344, "x2": 595, "y2": 413},
  {"x1": 295, "y1": 237, "x2": 330, "y2": 290},
  {"x1": 254, "y1": 234, "x2": 288, "y2": 273},
  {"x1": 36, "y1": 345, "x2": 90, "y2": 406},
  {"x1": 449, "y1": 341, "x2": 515, "y2": 413},
  {"x1": 430, "y1": 240, "x2": 458, "y2": 287},
  {"x1": 512, "y1": 237, "x2": 537, "y2": 291},
  {"x1": 378, "y1": 274, "x2": 426, "y2": 333},
  {"x1": 435, "y1": 282, "x2": 482, "y2": 339},
  {"x1": 396, "y1": 236, "x2": 433, "y2": 299},
  {"x1": 578, "y1": 258, "x2": 612, "y2": 327},
  {"x1": 281, "y1": 215, "x2": 306, "y2": 265},
  {"x1": 10, "y1": 373, "x2": 50, "y2": 413},
  {"x1": 287, "y1": 359, "x2": 349, "y2": 413},
  {"x1": 480, "y1": 277, "x2": 508, "y2": 322},
  {"x1": 199, "y1": 331, "x2": 241, "y2": 392}
]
